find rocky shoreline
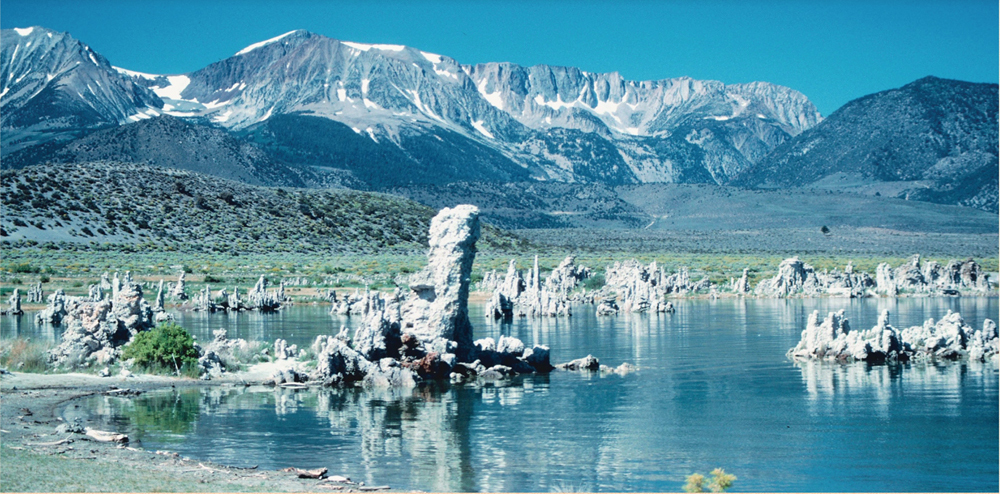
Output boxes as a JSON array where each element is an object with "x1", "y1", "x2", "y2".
[{"x1": 0, "y1": 371, "x2": 400, "y2": 492}]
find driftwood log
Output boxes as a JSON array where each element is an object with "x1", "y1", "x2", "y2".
[
  {"x1": 84, "y1": 428, "x2": 129, "y2": 444},
  {"x1": 282, "y1": 467, "x2": 328, "y2": 479}
]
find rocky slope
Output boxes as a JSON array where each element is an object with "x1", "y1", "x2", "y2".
[
  {"x1": 0, "y1": 162, "x2": 525, "y2": 253},
  {"x1": 739, "y1": 77, "x2": 999, "y2": 212},
  {"x1": 3, "y1": 115, "x2": 318, "y2": 187}
]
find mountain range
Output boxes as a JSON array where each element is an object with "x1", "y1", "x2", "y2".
[{"x1": 1, "y1": 26, "x2": 996, "y2": 217}]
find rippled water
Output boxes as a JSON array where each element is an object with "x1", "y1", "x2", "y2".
[{"x1": 7, "y1": 297, "x2": 998, "y2": 492}]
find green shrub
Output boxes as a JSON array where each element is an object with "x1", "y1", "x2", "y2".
[
  {"x1": 583, "y1": 273, "x2": 605, "y2": 290},
  {"x1": 9, "y1": 263, "x2": 40, "y2": 274},
  {"x1": 684, "y1": 469, "x2": 736, "y2": 493},
  {"x1": 203, "y1": 275, "x2": 223, "y2": 283},
  {"x1": 122, "y1": 323, "x2": 200, "y2": 376}
]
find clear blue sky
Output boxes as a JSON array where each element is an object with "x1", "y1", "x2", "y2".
[{"x1": 3, "y1": 0, "x2": 997, "y2": 116}]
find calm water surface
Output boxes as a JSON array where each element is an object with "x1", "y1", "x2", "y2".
[{"x1": 5, "y1": 297, "x2": 998, "y2": 492}]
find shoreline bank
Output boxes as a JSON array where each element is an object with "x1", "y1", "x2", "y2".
[{"x1": 0, "y1": 371, "x2": 395, "y2": 492}]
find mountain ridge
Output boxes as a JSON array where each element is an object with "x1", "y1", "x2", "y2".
[
  {"x1": 1, "y1": 27, "x2": 994, "y2": 214},
  {"x1": 740, "y1": 76, "x2": 999, "y2": 212},
  {"x1": 2, "y1": 27, "x2": 821, "y2": 187}
]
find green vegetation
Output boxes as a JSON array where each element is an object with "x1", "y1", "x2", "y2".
[
  {"x1": 583, "y1": 272, "x2": 605, "y2": 290},
  {"x1": 684, "y1": 468, "x2": 737, "y2": 493},
  {"x1": 0, "y1": 338, "x2": 52, "y2": 373},
  {"x1": 121, "y1": 323, "x2": 200, "y2": 377},
  {"x1": 9, "y1": 262, "x2": 40, "y2": 274}
]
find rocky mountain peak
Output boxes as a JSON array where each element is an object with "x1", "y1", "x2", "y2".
[{"x1": 1, "y1": 26, "x2": 163, "y2": 153}]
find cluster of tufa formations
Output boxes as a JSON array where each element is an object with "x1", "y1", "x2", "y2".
[
  {"x1": 789, "y1": 310, "x2": 998, "y2": 363},
  {"x1": 475, "y1": 255, "x2": 993, "y2": 318},
  {"x1": 28, "y1": 205, "x2": 624, "y2": 385},
  {"x1": 273, "y1": 205, "x2": 614, "y2": 387},
  {"x1": 755, "y1": 255, "x2": 990, "y2": 298},
  {"x1": 480, "y1": 256, "x2": 591, "y2": 319},
  {"x1": 40, "y1": 272, "x2": 155, "y2": 368},
  {"x1": 190, "y1": 275, "x2": 287, "y2": 312}
]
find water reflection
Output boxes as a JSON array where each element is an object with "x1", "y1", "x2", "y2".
[
  {"x1": 796, "y1": 359, "x2": 993, "y2": 419},
  {"x1": 30, "y1": 297, "x2": 1000, "y2": 492}
]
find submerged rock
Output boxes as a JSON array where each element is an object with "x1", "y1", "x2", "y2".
[
  {"x1": 595, "y1": 299, "x2": 620, "y2": 316},
  {"x1": 556, "y1": 354, "x2": 601, "y2": 371}
]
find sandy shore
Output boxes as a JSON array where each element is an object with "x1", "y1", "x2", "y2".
[{"x1": 0, "y1": 370, "x2": 396, "y2": 492}]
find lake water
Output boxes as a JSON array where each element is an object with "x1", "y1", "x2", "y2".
[{"x1": 5, "y1": 297, "x2": 999, "y2": 492}]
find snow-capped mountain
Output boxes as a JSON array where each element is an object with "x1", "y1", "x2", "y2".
[
  {"x1": 113, "y1": 30, "x2": 822, "y2": 185},
  {"x1": 0, "y1": 26, "x2": 162, "y2": 153},
  {"x1": 2, "y1": 27, "x2": 822, "y2": 186}
]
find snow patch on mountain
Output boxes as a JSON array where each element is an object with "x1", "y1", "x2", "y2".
[
  {"x1": 235, "y1": 30, "x2": 298, "y2": 56},
  {"x1": 342, "y1": 41, "x2": 405, "y2": 52},
  {"x1": 13, "y1": 27, "x2": 34, "y2": 36},
  {"x1": 421, "y1": 51, "x2": 443, "y2": 64},
  {"x1": 471, "y1": 119, "x2": 494, "y2": 139},
  {"x1": 152, "y1": 75, "x2": 191, "y2": 100},
  {"x1": 113, "y1": 66, "x2": 160, "y2": 80}
]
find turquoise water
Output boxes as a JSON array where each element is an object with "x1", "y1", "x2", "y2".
[{"x1": 8, "y1": 297, "x2": 999, "y2": 492}]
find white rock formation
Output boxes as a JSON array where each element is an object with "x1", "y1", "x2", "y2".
[
  {"x1": 4, "y1": 289, "x2": 23, "y2": 315},
  {"x1": 755, "y1": 257, "x2": 876, "y2": 298},
  {"x1": 34, "y1": 289, "x2": 69, "y2": 325},
  {"x1": 483, "y1": 256, "x2": 590, "y2": 319},
  {"x1": 398, "y1": 205, "x2": 480, "y2": 359},
  {"x1": 153, "y1": 280, "x2": 165, "y2": 311},
  {"x1": 47, "y1": 274, "x2": 154, "y2": 369},
  {"x1": 170, "y1": 271, "x2": 188, "y2": 300},
  {"x1": 309, "y1": 206, "x2": 571, "y2": 386},
  {"x1": 26, "y1": 282, "x2": 43, "y2": 304},
  {"x1": 247, "y1": 275, "x2": 283, "y2": 311},
  {"x1": 876, "y1": 256, "x2": 991, "y2": 295},
  {"x1": 790, "y1": 310, "x2": 997, "y2": 363},
  {"x1": 732, "y1": 268, "x2": 751, "y2": 294},
  {"x1": 601, "y1": 260, "x2": 687, "y2": 314}
]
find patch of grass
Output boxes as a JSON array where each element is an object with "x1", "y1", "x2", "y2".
[
  {"x1": 0, "y1": 338, "x2": 52, "y2": 373},
  {"x1": 0, "y1": 443, "x2": 279, "y2": 492}
]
